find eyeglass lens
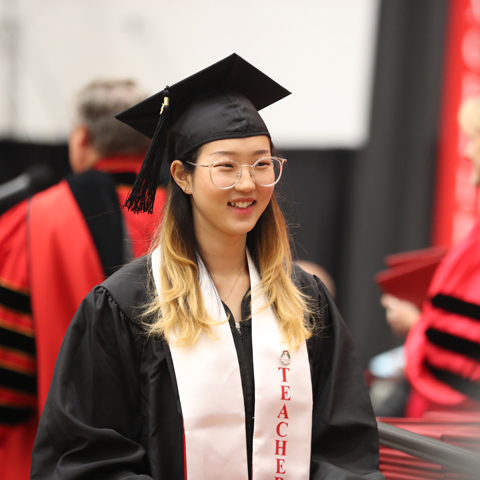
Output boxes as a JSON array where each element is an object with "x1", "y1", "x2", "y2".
[{"x1": 211, "y1": 158, "x2": 282, "y2": 188}]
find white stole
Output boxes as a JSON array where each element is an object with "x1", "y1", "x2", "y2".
[{"x1": 151, "y1": 248, "x2": 312, "y2": 480}]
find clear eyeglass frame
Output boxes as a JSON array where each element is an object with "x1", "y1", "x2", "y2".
[{"x1": 185, "y1": 156, "x2": 287, "y2": 190}]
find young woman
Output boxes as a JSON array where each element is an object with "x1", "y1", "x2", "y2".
[{"x1": 30, "y1": 54, "x2": 384, "y2": 480}]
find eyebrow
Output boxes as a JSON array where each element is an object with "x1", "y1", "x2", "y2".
[{"x1": 210, "y1": 149, "x2": 271, "y2": 157}]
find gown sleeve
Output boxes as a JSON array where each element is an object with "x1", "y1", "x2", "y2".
[
  {"x1": 305, "y1": 275, "x2": 384, "y2": 479},
  {"x1": 30, "y1": 285, "x2": 153, "y2": 480}
]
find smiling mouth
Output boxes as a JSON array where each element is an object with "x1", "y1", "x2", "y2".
[{"x1": 228, "y1": 200, "x2": 255, "y2": 208}]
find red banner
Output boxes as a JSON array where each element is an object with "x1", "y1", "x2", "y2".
[{"x1": 433, "y1": 0, "x2": 480, "y2": 246}]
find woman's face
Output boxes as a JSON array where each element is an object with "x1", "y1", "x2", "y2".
[
  {"x1": 187, "y1": 135, "x2": 274, "y2": 242},
  {"x1": 463, "y1": 129, "x2": 480, "y2": 186}
]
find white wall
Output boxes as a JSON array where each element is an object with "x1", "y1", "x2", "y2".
[{"x1": 0, "y1": 0, "x2": 379, "y2": 148}]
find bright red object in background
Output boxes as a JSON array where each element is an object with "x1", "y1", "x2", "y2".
[{"x1": 433, "y1": 0, "x2": 480, "y2": 247}]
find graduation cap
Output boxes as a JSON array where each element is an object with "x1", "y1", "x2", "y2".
[{"x1": 116, "y1": 53, "x2": 291, "y2": 214}]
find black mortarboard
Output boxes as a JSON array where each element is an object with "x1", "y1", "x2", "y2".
[{"x1": 116, "y1": 53, "x2": 290, "y2": 214}]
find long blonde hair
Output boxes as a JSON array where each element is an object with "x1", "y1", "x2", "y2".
[{"x1": 143, "y1": 147, "x2": 315, "y2": 347}]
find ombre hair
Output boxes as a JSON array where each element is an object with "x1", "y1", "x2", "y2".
[{"x1": 143, "y1": 143, "x2": 315, "y2": 348}]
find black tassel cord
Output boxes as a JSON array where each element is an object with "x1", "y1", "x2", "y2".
[{"x1": 124, "y1": 89, "x2": 170, "y2": 214}]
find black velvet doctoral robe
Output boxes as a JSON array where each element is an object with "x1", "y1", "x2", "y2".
[{"x1": 30, "y1": 256, "x2": 384, "y2": 480}]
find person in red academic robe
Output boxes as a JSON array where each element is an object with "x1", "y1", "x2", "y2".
[
  {"x1": 382, "y1": 97, "x2": 480, "y2": 417},
  {"x1": 0, "y1": 78, "x2": 165, "y2": 480}
]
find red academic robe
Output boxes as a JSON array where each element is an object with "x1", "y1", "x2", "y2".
[
  {"x1": 0, "y1": 157, "x2": 165, "y2": 480},
  {"x1": 404, "y1": 216, "x2": 480, "y2": 417}
]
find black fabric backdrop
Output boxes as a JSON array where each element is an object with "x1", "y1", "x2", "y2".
[
  {"x1": 0, "y1": 0, "x2": 449, "y2": 367},
  {"x1": 339, "y1": 0, "x2": 448, "y2": 366},
  {"x1": 0, "y1": 140, "x2": 69, "y2": 185}
]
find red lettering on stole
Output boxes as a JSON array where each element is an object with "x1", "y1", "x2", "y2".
[
  {"x1": 280, "y1": 385, "x2": 291, "y2": 401},
  {"x1": 275, "y1": 439, "x2": 287, "y2": 456},
  {"x1": 276, "y1": 421, "x2": 288, "y2": 437},
  {"x1": 277, "y1": 404, "x2": 289, "y2": 419},
  {"x1": 278, "y1": 367, "x2": 290, "y2": 383},
  {"x1": 274, "y1": 363, "x2": 291, "y2": 477}
]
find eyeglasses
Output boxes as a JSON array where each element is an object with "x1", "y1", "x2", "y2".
[{"x1": 186, "y1": 157, "x2": 287, "y2": 190}]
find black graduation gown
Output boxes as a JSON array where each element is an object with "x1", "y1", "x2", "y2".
[{"x1": 30, "y1": 256, "x2": 384, "y2": 480}]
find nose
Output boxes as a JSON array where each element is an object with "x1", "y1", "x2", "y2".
[{"x1": 235, "y1": 165, "x2": 256, "y2": 190}]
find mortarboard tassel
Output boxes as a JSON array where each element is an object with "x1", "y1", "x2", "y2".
[{"x1": 124, "y1": 89, "x2": 170, "y2": 214}]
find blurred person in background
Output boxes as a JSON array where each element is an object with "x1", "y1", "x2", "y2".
[
  {"x1": 370, "y1": 296, "x2": 420, "y2": 417},
  {"x1": 0, "y1": 78, "x2": 165, "y2": 480},
  {"x1": 380, "y1": 97, "x2": 480, "y2": 418},
  {"x1": 381, "y1": 294, "x2": 420, "y2": 338},
  {"x1": 295, "y1": 259, "x2": 336, "y2": 298}
]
